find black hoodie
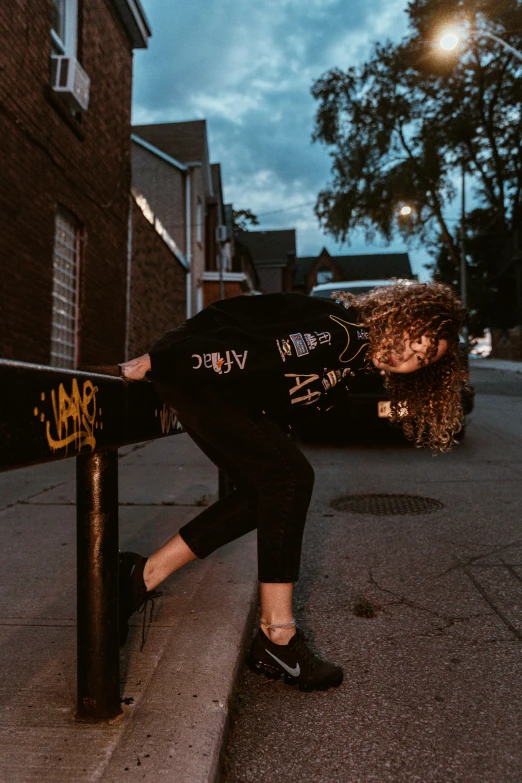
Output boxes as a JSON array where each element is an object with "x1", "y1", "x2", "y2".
[{"x1": 148, "y1": 293, "x2": 373, "y2": 424}]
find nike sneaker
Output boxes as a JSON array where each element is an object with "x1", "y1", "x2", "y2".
[
  {"x1": 246, "y1": 628, "x2": 343, "y2": 691},
  {"x1": 119, "y1": 551, "x2": 161, "y2": 648}
]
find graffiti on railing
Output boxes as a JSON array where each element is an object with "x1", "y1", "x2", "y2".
[
  {"x1": 156, "y1": 404, "x2": 183, "y2": 435},
  {"x1": 34, "y1": 379, "x2": 101, "y2": 454}
]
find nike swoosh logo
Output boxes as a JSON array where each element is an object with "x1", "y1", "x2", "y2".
[{"x1": 265, "y1": 649, "x2": 301, "y2": 678}]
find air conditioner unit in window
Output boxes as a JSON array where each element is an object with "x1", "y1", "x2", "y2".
[
  {"x1": 51, "y1": 56, "x2": 90, "y2": 112},
  {"x1": 216, "y1": 225, "x2": 228, "y2": 243}
]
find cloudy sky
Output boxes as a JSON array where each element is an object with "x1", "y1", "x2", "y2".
[{"x1": 132, "y1": 0, "x2": 431, "y2": 279}]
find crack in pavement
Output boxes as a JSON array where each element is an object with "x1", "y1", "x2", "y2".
[
  {"x1": 0, "y1": 479, "x2": 72, "y2": 513},
  {"x1": 377, "y1": 613, "x2": 483, "y2": 643},
  {"x1": 438, "y1": 539, "x2": 522, "y2": 577},
  {"x1": 368, "y1": 570, "x2": 479, "y2": 626},
  {"x1": 463, "y1": 566, "x2": 522, "y2": 641}
]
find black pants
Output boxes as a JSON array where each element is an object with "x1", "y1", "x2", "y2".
[{"x1": 153, "y1": 377, "x2": 314, "y2": 583}]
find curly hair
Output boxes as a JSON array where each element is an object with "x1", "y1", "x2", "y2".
[{"x1": 334, "y1": 282, "x2": 468, "y2": 452}]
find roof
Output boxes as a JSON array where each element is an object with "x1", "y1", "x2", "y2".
[
  {"x1": 132, "y1": 121, "x2": 208, "y2": 165},
  {"x1": 294, "y1": 252, "x2": 412, "y2": 287},
  {"x1": 131, "y1": 134, "x2": 187, "y2": 172},
  {"x1": 237, "y1": 229, "x2": 296, "y2": 268},
  {"x1": 210, "y1": 163, "x2": 223, "y2": 211},
  {"x1": 110, "y1": 0, "x2": 151, "y2": 49}
]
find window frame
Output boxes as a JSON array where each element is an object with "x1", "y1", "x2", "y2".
[
  {"x1": 50, "y1": 207, "x2": 82, "y2": 369},
  {"x1": 51, "y1": 0, "x2": 78, "y2": 57},
  {"x1": 316, "y1": 267, "x2": 334, "y2": 285}
]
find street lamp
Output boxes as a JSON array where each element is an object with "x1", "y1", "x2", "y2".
[
  {"x1": 438, "y1": 29, "x2": 522, "y2": 61},
  {"x1": 437, "y1": 25, "x2": 522, "y2": 324},
  {"x1": 399, "y1": 205, "x2": 412, "y2": 217},
  {"x1": 440, "y1": 32, "x2": 459, "y2": 51}
]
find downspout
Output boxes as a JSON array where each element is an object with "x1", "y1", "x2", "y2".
[
  {"x1": 124, "y1": 193, "x2": 133, "y2": 361},
  {"x1": 185, "y1": 170, "x2": 192, "y2": 319},
  {"x1": 218, "y1": 198, "x2": 224, "y2": 300}
]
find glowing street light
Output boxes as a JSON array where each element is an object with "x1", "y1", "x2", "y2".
[
  {"x1": 440, "y1": 32, "x2": 459, "y2": 51},
  {"x1": 399, "y1": 205, "x2": 413, "y2": 217},
  {"x1": 438, "y1": 27, "x2": 522, "y2": 61}
]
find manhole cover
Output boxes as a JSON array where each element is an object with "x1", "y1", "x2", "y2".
[{"x1": 332, "y1": 494, "x2": 444, "y2": 516}]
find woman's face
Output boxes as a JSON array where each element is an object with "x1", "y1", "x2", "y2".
[{"x1": 372, "y1": 334, "x2": 448, "y2": 374}]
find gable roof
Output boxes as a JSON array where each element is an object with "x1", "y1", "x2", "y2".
[
  {"x1": 110, "y1": 0, "x2": 151, "y2": 48},
  {"x1": 237, "y1": 229, "x2": 296, "y2": 268},
  {"x1": 131, "y1": 134, "x2": 187, "y2": 172},
  {"x1": 294, "y1": 252, "x2": 412, "y2": 287},
  {"x1": 132, "y1": 121, "x2": 208, "y2": 165}
]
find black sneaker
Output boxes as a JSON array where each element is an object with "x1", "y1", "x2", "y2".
[
  {"x1": 246, "y1": 628, "x2": 343, "y2": 691},
  {"x1": 119, "y1": 551, "x2": 161, "y2": 648}
]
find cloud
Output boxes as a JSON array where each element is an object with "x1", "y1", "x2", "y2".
[{"x1": 133, "y1": 0, "x2": 431, "y2": 278}]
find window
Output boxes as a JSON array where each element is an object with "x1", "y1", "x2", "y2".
[
  {"x1": 51, "y1": 0, "x2": 78, "y2": 56},
  {"x1": 316, "y1": 267, "x2": 333, "y2": 284},
  {"x1": 50, "y1": 209, "x2": 81, "y2": 369}
]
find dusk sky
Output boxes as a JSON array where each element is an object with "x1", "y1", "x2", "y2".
[{"x1": 132, "y1": 0, "x2": 433, "y2": 280}]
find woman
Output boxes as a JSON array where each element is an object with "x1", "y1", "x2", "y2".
[{"x1": 118, "y1": 282, "x2": 466, "y2": 692}]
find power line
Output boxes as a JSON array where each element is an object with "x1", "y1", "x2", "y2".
[{"x1": 256, "y1": 200, "x2": 317, "y2": 218}]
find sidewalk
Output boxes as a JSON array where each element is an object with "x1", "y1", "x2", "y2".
[
  {"x1": 469, "y1": 355, "x2": 522, "y2": 373},
  {"x1": 0, "y1": 435, "x2": 258, "y2": 783}
]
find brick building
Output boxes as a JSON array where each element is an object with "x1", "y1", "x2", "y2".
[
  {"x1": 0, "y1": 0, "x2": 151, "y2": 367},
  {"x1": 236, "y1": 229, "x2": 296, "y2": 294},
  {"x1": 132, "y1": 120, "x2": 257, "y2": 312},
  {"x1": 291, "y1": 248, "x2": 414, "y2": 294},
  {"x1": 127, "y1": 190, "x2": 188, "y2": 357},
  {"x1": 132, "y1": 121, "x2": 216, "y2": 316}
]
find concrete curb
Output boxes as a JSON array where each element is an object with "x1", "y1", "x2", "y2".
[
  {"x1": 99, "y1": 534, "x2": 258, "y2": 783},
  {"x1": 0, "y1": 436, "x2": 259, "y2": 783},
  {"x1": 470, "y1": 356, "x2": 522, "y2": 373}
]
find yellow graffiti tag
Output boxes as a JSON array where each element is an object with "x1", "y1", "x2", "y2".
[
  {"x1": 44, "y1": 379, "x2": 99, "y2": 453},
  {"x1": 157, "y1": 405, "x2": 183, "y2": 435}
]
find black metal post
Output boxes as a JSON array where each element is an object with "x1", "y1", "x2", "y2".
[{"x1": 76, "y1": 449, "x2": 121, "y2": 721}]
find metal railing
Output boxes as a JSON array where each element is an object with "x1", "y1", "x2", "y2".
[{"x1": 0, "y1": 359, "x2": 227, "y2": 722}]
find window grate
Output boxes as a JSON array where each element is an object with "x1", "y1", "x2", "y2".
[{"x1": 50, "y1": 209, "x2": 80, "y2": 369}]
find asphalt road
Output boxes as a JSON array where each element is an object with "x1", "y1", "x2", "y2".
[{"x1": 220, "y1": 366, "x2": 522, "y2": 783}]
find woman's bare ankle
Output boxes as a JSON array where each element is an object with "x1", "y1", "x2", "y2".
[
  {"x1": 260, "y1": 619, "x2": 296, "y2": 645},
  {"x1": 143, "y1": 559, "x2": 156, "y2": 592}
]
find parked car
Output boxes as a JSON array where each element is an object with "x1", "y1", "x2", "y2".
[{"x1": 297, "y1": 279, "x2": 474, "y2": 442}]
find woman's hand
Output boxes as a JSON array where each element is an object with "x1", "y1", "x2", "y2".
[{"x1": 119, "y1": 354, "x2": 151, "y2": 381}]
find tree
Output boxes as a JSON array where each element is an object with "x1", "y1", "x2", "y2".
[
  {"x1": 311, "y1": 0, "x2": 522, "y2": 332},
  {"x1": 232, "y1": 208, "x2": 259, "y2": 234}
]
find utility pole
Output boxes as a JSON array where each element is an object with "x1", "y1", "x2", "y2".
[{"x1": 460, "y1": 162, "x2": 468, "y2": 341}]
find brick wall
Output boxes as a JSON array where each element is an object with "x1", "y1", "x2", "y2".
[
  {"x1": 0, "y1": 0, "x2": 133, "y2": 365},
  {"x1": 203, "y1": 280, "x2": 244, "y2": 307},
  {"x1": 127, "y1": 198, "x2": 187, "y2": 358},
  {"x1": 131, "y1": 142, "x2": 187, "y2": 255}
]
